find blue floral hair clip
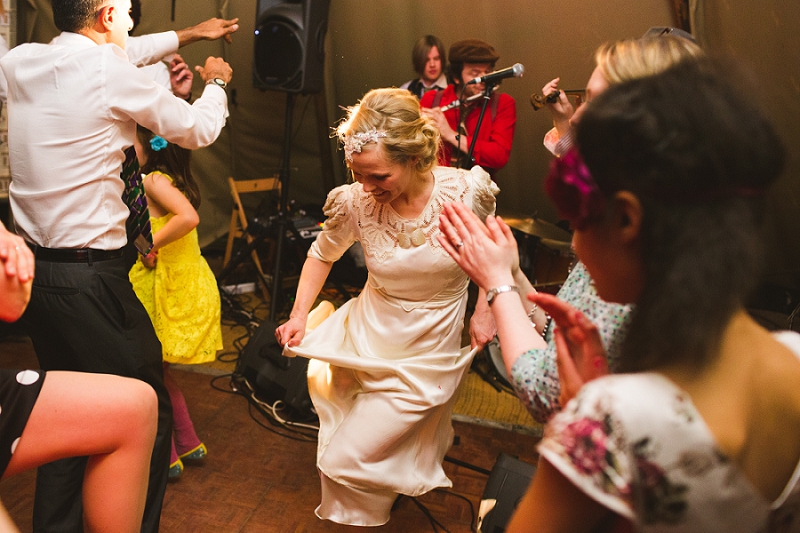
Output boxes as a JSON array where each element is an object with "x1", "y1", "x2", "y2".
[{"x1": 149, "y1": 135, "x2": 168, "y2": 152}]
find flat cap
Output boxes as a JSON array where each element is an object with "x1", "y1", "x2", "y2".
[
  {"x1": 641, "y1": 26, "x2": 697, "y2": 44},
  {"x1": 448, "y1": 39, "x2": 500, "y2": 64}
]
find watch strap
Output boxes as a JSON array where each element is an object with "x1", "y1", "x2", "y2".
[
  {"x1": 206, "y1": 77, "x2": 227, "y2": 89},
  {"x1": 486, "y1": 285, "x2": 520, "y2": 306}
]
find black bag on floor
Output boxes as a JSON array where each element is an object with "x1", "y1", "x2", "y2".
[
  {"x1": 233, "y1": 320, "x2": 313, "y2": 417},
  {"x1": 478, "y1": 453, "x2": 537, "y2": 533}
]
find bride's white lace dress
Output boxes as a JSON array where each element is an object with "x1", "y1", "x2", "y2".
[{"x1": 285, "y1": 165, "x2": 498, "y2": 526}]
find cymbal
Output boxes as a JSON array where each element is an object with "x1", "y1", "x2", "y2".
[{"x1": 497, "y1": 212, "x2": 572, "y2": 242}]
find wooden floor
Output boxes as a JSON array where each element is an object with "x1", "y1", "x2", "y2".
[{"x1": 0, "y1": 329, "x2": 541, "y2": 533}]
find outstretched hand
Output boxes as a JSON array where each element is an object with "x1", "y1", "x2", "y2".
[
  {"x1": 530, "y1": 292, "x2": 608, "y2": 407},
  {"x1": 176, "y1": 17, "x2": 240, "y2": 47},
  {"x1": 437, "y1": 202, "x2": 520, "y2": 291}
]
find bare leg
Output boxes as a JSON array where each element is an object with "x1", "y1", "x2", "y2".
[
  {"x1": 0, "y1": 500, "x2": 20, "y2": 533},
  {"x1": 3, "y1": 371, "x2": 158, "y2": 533}
]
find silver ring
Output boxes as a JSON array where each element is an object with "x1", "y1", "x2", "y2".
[{"x1": 455, "y1": 241, "x2": 464, "y2": 248}]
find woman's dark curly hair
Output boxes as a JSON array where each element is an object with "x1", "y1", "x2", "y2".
[{"x1": 575, "y1": 57, "x2": 785, "y2": 372}]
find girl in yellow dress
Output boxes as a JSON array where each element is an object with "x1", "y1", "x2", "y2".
[{"x1": 129, "y1": 126, "x2": 223, "y2": 479}]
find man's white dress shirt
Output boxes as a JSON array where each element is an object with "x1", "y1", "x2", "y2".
[
  {"x1": 0, "y1": 32, "x2": 228, "y2": 250},
  {"x1": 127, "y1": 33, "x2": 175, "y2": 90}
]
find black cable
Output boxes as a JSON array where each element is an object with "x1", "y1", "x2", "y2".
[
  {"x1": 216, "y1": 328, "x2": 250, "y2": 364},
  {"x1": 444, "y1": 455, "x2": 491, "y2": 476},
  {"x1": 234, "y1": 373, "x2": 318, "y2": 433},
  {"x1": 214, "y1": 372, "x2": 318, "y2": 442},
  {"x1": 410, "y1": 497, "x2": 450, "y2": 533},
  {"x1": 245, "y1": 402, "x2": 317, "y2": 442},
  {"x1": 435, "y1": 489, "x2": 477, "y2": 533},
  {"x1": 210, "y1": 373, "x2": 238, "y2": 395}
]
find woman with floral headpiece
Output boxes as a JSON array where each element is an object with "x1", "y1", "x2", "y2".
[
  {"x1": 441, "y1": 58, "x2": 800, "y2": 532},
  {"x1": 275, "y1": 87, "x2": 498, "y2": 526},
  {"x1": 466, "y1": 35, "x2": 704, "y2": 425},
  {"x1": 129, "y1": 125, "x2": 222, "y2": 480}
]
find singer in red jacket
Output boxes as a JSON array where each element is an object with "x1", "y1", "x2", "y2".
[{"x1": 421, "y1": 38, "x2": 517, "y2": 178}]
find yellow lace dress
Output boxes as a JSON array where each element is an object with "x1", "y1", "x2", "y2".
[{"x1": 129, "y1": 177, "x2": 222, "y2": 364}]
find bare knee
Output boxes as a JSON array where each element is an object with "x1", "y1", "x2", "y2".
[{"x1": 116, "y1": 378, "x2": 158, "y2": 447}]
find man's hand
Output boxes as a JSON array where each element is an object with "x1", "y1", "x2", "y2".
[
  {"x1": 176, "y1": 17, "x2": 240, "y2": 47},
  {"x1": 195, "y1": 56, "x2": 233, "y2": 85},
  {"x1": 169, "y1": 54, "x2": 193, "y2": 100},
  {"x1": 469, "y1": 297, "x2": 497, "y2": 349}
]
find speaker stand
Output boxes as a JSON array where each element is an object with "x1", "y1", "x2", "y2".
[{"x1": 269, "y1": 92, "x2": 297, "y2": 321}]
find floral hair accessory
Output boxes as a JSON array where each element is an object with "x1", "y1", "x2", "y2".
[
  {"x1": 544, "y1": 147, "x2": 605, "y2": 230},
  {"x1": 343, "y1": 128, "x2": 387, "y2": 162},
  {"x1": 149, "y1": 135, "x2": 168, "y2": 152}
]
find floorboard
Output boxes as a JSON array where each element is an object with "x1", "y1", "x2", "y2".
[{"x1": 0, "y1": 332, "x2": 540, "y2": 532}]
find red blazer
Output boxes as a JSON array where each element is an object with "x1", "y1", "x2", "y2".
[{"x1": 421, "y1": 84, "x2": 516, "y2": 177}]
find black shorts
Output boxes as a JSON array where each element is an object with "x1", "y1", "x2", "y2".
[{"x1": 0, "y1": 369, "x2": 46, "y2": 476}]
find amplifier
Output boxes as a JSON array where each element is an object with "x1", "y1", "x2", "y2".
[{"x1": 478, "y1": 453, "x2": 537, "y2": 533}]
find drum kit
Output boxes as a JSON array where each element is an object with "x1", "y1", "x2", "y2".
[
  {"x1": 498, "y1": 210, "x2": 574, "y2": 292},
  {"x1": 474, "y1": 210, "x2": 575, "y2": 390}
]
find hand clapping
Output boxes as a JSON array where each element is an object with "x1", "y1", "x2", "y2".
[{"x1": 529, "y1": 292, "x2": 609, "y2": 407}]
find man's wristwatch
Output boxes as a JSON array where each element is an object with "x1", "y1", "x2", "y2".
[
  {"x1": 206, "y1": 78, "x2": 228, "y2": 89},
  {"x1": 486, "y1": 285, "x2": 520, "y2": 306}
]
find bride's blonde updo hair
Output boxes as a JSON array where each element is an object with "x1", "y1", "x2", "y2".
[{"x1": 335, "y1": 88, "x2": 440, "y2": 176}]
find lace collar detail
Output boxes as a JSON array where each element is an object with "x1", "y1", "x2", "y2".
[{"x1": 353, "y1": 169, "x2": 468, "y2": 263}]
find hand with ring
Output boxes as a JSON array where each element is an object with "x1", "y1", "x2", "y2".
[
  {"x1": 0, "y1": 220, "x2": 34, "y2": 282},
  {"x1": 437, "y1": 202, "x2": 520, "y2": 291}
]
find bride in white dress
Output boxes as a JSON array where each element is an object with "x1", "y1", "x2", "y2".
[{"x1": 274, "y1": 88, "x2": 499, "y2": 526}]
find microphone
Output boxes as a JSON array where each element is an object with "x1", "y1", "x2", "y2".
[{"x1": 467, "y1": 63, "x2": 524, "y2": 85}]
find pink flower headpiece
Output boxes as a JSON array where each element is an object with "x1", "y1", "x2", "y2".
[{"x1": 544, "y1": 148, "x2": 605, "y2": 230}]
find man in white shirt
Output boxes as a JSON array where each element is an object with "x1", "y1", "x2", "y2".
[{"x1": 0, "y1": 0, "x2": 233, "y2": 531}]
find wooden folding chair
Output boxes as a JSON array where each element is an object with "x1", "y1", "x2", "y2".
[{"x1": 223, "y1": 176, "x2": 281, "y2": 302}]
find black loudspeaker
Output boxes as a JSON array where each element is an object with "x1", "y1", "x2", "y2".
[
  {"x1": 234, "y1": 320, "x2": 313, "y2": 416},
  {"x1": 253, "y1": 0, "x2": 331, "y2": 93},
  {"x1": 477, "y1": 453, "x2": 537, "y2": 533}
]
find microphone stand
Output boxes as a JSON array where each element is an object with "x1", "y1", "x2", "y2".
[{"x1": 464, "y1": 79, "x2": 499, "y2": 168}]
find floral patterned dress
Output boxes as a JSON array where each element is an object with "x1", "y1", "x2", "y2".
[
  {"x1": 284, "y1": 166, "x2": 499, "y2": 526},
  {"x1": 510, "y1": 261, "x2": 633, "y2": 423},
  {"x1": 538, "y1": 330, "x2": 800, "y2": 532}
]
